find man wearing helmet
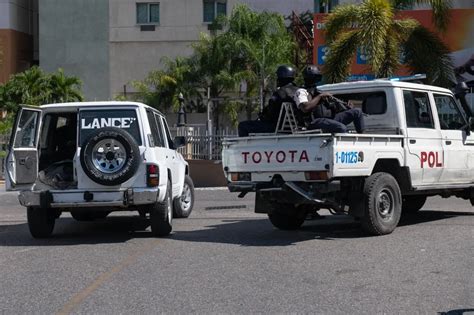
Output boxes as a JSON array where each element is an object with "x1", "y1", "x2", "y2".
[
  {"x1": 294, "y1": 65, "x2": 365, "y2": 134},
  {"x1": 238, "y1": 65, "x2": 299, "y2": 137}
]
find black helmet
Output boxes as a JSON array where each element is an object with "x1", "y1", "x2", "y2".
[
  {"x1": 303, "y1": 65, "x2": 322, "y2": 83},
  {"x1": 276, "y1": 65, "x2": 295, "y2": 80}
]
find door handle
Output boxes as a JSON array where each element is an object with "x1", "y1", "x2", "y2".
[
  {"x1": 409, "y1": 139, "x2": 416, "y2": 144},
  {"x1": 19, "y1": 158, "x2": 26, "y2": 165},
  {"x1": 445, "y1": 140, "x2": 452, "y2": 145}
]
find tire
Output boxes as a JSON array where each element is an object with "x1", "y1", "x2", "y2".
[
  {"x1": 267, "y1": 203, "x2": 307, "y2": 230},
  {"x1": 27, "y1": 207, "x2": 55, "y2": 238},
  {"x1": 173, "y1": 175, "x2": 195, "y2": 218},
  {"x1": 402, "y1": 195, "x2": 427, "y2": 214},
  {"x1": 71, "y1": 211, "x2": 110, "y2": 221},
  {"x1": 150, "y1": 179, "x2": 173, "y2": 237},
  {"x1": 80, "y1": 127, "x2": 140, "y2": 186},
  {"x1": 361, "y1": 172, "x2": 402, "y2": 235}
]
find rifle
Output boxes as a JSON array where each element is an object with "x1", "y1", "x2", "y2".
[{"x1": 319, "y1": 92, "x2": 351, "y2": 113}]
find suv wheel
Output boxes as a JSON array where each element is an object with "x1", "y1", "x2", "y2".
[
  {"x1": 150, "y1": 179, "x2": 173, "y2": 237},
  {"x1": 27, "y1": 207, "x2": 55, "y2": 238},
  {"x1": 173, "y1": 175, "x2": 195, "y2": 218},
  {"x1": 80, "y1": 127, "x2": 140, "y2": 186}
]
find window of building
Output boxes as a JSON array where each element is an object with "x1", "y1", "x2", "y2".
[
  {"x1": 137, "y1": 3, "x2": 160, "y2": 24},
  {"x1": 314, "y1": 0, "x2": 339, "y2": 13},
  {"x1": 203, "y1": 0, "x2": 227, "y2": 23}
]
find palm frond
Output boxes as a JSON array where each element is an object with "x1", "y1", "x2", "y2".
[
  {"x1": 324, "y1": 30, "x2": 360, "y2": 83},
  {"x1": 358, "y1": 0, "x2": 393, "y2": 74},
  {"x1": 324, "y1": 4, "x2": 360, "y2": 43},
  {"x1": 404, "y1": 25, "x2": 454, "y2": 87},
  {"x1": 391, "y1": 0, "x2": 451, "y2": 31}
]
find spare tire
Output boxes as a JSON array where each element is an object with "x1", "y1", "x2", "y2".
[{"x1": 80, "y1": 127, "x2": 140, "y2": 186}]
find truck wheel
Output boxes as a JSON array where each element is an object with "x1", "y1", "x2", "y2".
[
  {"x1": 27, "y1": 207, "x2": 55, "y2": 238},
  {"x1": 268, "y1": 203, "x2": 307, "y2": 230},
  {"x1": 361, "y1": 172, "x2": 402, "y2": 235},
  {"x1": 173, "y1": 175, "x2": 195, "y2": 218},
  {"x1": 150, "y1": 179, "x2": 173, "y2": 237},
  {"x1": 402, "y1": 195, "x2": 427, "y2": 214},
  {"x1": 80, "y1": 127, "x2": 140, "y2": 186}
]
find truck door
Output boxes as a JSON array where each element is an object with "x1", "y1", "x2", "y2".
[
  {"x1": 403, "y1": 90, "x2": 443, "y2": 186},
  {"x1": 432, "y1": 93, "x2": 473, "y2": 184},
  {"x1": 5, "y1": 107, "x2": 42, "y2": 191}
]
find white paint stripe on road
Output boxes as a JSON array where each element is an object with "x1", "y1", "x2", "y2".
[{"x1": 14, "y1": 248, "x2": 38, "y2": 254}]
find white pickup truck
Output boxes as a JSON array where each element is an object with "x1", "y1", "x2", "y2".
[{"x1": 222, "y1": 80, "x2": 474, "y2": 235}]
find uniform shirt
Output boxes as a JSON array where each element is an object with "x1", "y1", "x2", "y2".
[{"x1": 294, "y1": 88, "x2": 310, "y2": 110}]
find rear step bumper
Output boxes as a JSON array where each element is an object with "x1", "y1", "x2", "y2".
[{"x1": 18, "y1": 188, "x2": 160, "y2": 208}]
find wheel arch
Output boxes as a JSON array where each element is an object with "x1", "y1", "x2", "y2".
[{"x1": 371, "y1": 159, "x2": 412, "y2": 194}]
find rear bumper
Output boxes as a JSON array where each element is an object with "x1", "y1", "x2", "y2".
[{"x1": 18, "y1": 187, "x2": 160, "y2": 208}]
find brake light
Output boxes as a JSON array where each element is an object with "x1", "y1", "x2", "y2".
[
  {"x1": 230, "y1": 172, "x2": 251, "y2": 182},
  {"x1": 304, "y1": 171, "x2": 329, "y2": 181},
  {"x1": 147, "y1": 164, "x2": 159, "y2": 187}
]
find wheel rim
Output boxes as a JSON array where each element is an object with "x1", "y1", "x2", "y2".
[
  {"x1": 377, "y1": 189, "x2": 394, "y2": 220},
  {"x1": 180, "y1": 183, "x2": 192, "y2": 211},
  {"x1": 92, "y1": 139, "x2": 126, "y2": 173}
]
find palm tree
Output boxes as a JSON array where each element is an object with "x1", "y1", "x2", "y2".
[
  {"x1": 48, "y1": 68, "x2": 83, "y2": 103},
  {"x1": 217, "y1": 4, "x2": 295, "y2": 119},
  {"x1": 133, "y1": 56, "x2": 201, "y2": 113},
  {"x1": 323, "y1": 0, "x2": 454, "y2": 87}
]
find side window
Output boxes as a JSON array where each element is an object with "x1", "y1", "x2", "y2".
[
  {"x1": 162, "y1": 118, "x2": 175, "y2": 149},
  {"x1": 403, "y1": 90, "x2": 434, "y2": 129},
  {"x1": 336, "y1": 91, "x2": 387, "y2": 115},
  {"x1": 154, "y1": 113, "x2": 166, "y2": 147},
  {"x1": 433, "y1": 94, "x2": 467, "y2": 130},
  {"x1": 14, "y1": 110, "x2": 39, "y2": 148},
  {"x1": 146, "y1": 110, "x2": 160, "y2": 147}
]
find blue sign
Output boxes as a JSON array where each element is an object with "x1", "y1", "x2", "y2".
[
  {"x1": 357, "y1": 47, "x2": 368, "y2": 64},
  {"x1": 347, "y1": 74, "x2": 375, "y2": 81},
  {"x1": 317, "y1": 45, "x2": 329, "y2": 65}
]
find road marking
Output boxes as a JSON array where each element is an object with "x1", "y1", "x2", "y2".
[
  {"x1": 56, "y1": 239, "x2": 160, "y2": 315},
  {"x1": 14, "y1": 248, "x2": 37, "y2": 254}
]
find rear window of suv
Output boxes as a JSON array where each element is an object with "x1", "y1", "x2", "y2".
[{"x1": 79, "y1": 109, "x2": 142, "y2": 146}]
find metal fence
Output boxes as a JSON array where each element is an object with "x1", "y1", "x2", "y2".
[{"x1": 172, "y1": 126, "x2": 237, "y2": 160}]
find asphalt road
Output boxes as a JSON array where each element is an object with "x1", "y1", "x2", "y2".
[{"x1": 0, "y1": 185, "x2": 473, "y2": 314}]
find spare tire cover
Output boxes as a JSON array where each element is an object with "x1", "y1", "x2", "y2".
[{"x1": 80, "y1": 127, "x2": 140, "y2": 186}]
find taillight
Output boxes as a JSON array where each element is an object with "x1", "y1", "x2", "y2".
[
  {"x1": 147, "y1": 164, "x2": 159, "y2": 187},
  {"x1": 230, "y1": 172, "x2": 251, "y2": 182},
  {"x1": 304, "y1": 171, "x2": 329, "y2": 181}
]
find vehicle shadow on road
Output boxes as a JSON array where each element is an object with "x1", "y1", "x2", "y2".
[
  {"x1": 399, "y1": 209, "x2": 474, "y2": 226},
  {"x1": 171, "y1": 215, "x2": 364, "y2": 247},
  {"x1": 171, "y1": 209, "x2": 474, "y2": 247},
  {"x1": 0, "y1": 216, "x2": 152, "y2": 246}
]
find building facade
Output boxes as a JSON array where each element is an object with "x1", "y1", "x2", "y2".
[
  {"x1": 39, "y1": 0, "x2": 318, "y2": 101},
  {"x1": 0, "y1": 0, "x2": 38, "y2": 83}
]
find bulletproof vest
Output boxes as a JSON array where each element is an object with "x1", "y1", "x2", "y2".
[
  {"x1": 307, "y1": 86, "x2": 334, "y2": 119},
  {"x1": 261, "y1": 83, "x2": 299, "y2": 125}
]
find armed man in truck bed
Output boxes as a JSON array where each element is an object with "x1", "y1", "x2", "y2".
[
  {"x1": 294, "y1": 65, "x2": 365, "y2": 134},
  {"x1": 238, "y1": 65, "x2": 299, "y2": 137}
]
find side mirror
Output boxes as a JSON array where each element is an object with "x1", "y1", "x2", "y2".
[{"x1": 173, "y1": 136, "x2": 186, "y2": 148}]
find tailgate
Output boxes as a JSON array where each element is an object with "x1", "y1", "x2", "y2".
[{"x1": 222, "y1": 134, "x2": 333, "y2": 180}]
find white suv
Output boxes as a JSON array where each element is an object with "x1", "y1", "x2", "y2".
[{"x1": 5, "y1": 102, "x2": 194, "y2": 238}]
